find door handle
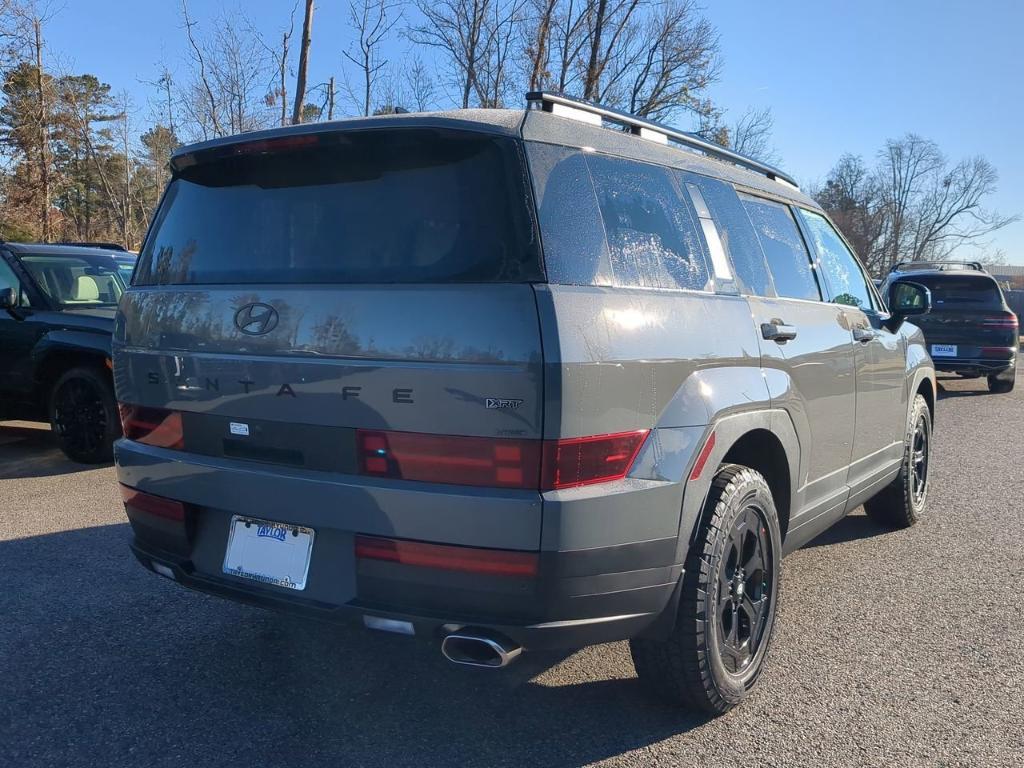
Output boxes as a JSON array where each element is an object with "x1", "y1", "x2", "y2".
[
  {"x1": 853, "y1": 327, "x2": 878, "y2": 343},
  {"x1": 761, "y1": 321, "x2": 798, "y2": 343}
]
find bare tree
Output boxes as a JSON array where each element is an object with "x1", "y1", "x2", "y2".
[
  {"x1": 728, "y1": 107, "x2": 776, "y2": 163},
  {"x1": 877, "y1": 134, "x2": 943, "y2": 269},
  {"x1": 291, "y1": 0, "x2": 314, "y2": 124},
  {"x1": 550, "y1": 0, "x2": 591, "y2": 93},
  {"x1": 408, "y1": 0, "x2": 491, "y2": 109},
  {"x1": 474, "y1": 0, "x2": 526, "y2": 107},
  {"x1": 405, "y1": 54, "x2": 435, "y2": 111},
  {"x1": 523, "y1": 0, "x2": 558, "y2": 90},
  {"x1": 255, "y1": 3, "x2": 297, "y2": 127},
  {"x1": 909, "y1": 154, "x2": 1017, "y2": 262},
  {"x1": 343, "y1": 0, "x2": 402, "y2": 117},
  {"x1": 177, "y1": 3, "x2": 274, "y2": 140},
  {"x1": 817, "y1": 137, "x2": 1018, "y2": 274},
  {"x1": 180, "y1": 0, "x2": 222, "y2": 137}
]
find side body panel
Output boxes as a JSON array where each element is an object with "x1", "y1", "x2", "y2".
[{"x1": 535, "y1": 283, "x2": 770, "y2": 554}]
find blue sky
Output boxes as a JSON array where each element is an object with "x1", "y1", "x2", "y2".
[{"x1": 43, "y1": 0, "x2": 1024, "y2": 263}]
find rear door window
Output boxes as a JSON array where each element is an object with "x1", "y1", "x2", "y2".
[
  {"x1": 136, "y1": 129, "x2": 541, "y2": 285},
  {"x1": 585, "y1": 154, "x2": 709, "y2": 291},
  {"x1": 741, "y1": 195, "x2": 821, "y2": 301}
]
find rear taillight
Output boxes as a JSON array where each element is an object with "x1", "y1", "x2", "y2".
[
  {"x1": 982, "y1": 314, "x2": 1019, "y2": 330},
  {"x1": 119, "y1": 484, "x2": 186, "y2": 522},
  {"x1": 356, "y1": 429, "x2": 649, "y2": 491},
  {"x1": 355, "y1": 535, "x2": 538, "y2": 577},
  {"x1": 540, "y1": 430, "x2": 649, "y2": 490},
  {"x1": 357, "y1": 431, "x2": 542, "y2": 489},
  {"x1": 118, "y1": 404, "x2": 184, "y2": 449}
]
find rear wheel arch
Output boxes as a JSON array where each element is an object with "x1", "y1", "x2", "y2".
[
  {"x1": 674, "y1": 411, "x2": 799, "y2": 566},
  {"x1": 719, "y1": 429, "x2": 792, "y2": 542}
]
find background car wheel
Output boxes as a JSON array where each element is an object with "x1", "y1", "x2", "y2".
[
  {"x1": 864, "y1": 393, "x2": 931, "y2": 529},
  {"x1": 49, "y1": 365, "x2": 120, "y2": 464},
  {"x1": 630, "y1": 464, "x2": 781, "y2": 715},
  {"x1": 988, "y1": 370, "x2": 1015, "y2": 393}
]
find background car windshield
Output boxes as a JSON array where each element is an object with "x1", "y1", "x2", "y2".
[
  {"x1": 907, "y1": 276, "x2": 1003, "y2": 307},
  {"x1": 134, "y1": 130, "x2": 541, "y2": 286},
  {"x1": 20, "y1": 254, "x2": 126, "y2": 306}
]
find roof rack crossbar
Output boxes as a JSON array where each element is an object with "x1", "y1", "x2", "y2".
[
  {"x1": 525, "y1": 91, "x2": 800, "y2": 189},
  {"x1": 890, "y1": 260, "x2": 985, "y2": 273}
]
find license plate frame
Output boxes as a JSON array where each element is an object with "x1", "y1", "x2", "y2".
[
  {"x1": 222, "y1": 516, "x2": 315, "y2": 591},
  {"x1": 931, "y1": 344, "x2": 958, "y2": 357}
]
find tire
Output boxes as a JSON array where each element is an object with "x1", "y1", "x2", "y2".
[
  {"x1": 630, "y1": 464, "x2": 782, "y2": 714},
  {"x1": 988, "y1": 370, "x2": 1015, "y2": 394},
  {"x1": 49, "y1": 365, "x2": 120, "y2": 464},
  {"x1": 864, "y1": 393, "x2": 931, "y2": 528}
]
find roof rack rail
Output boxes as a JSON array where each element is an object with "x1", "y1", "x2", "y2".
[
  {"x1": 890, "y1": 260, "x2": 985, "y2": 273},
  {"x1": 525, "y1": 91, "x2": 800, "y2": 190},
  {"x1": 58, "y1": 241, "x2": 127, "y2": 251}
]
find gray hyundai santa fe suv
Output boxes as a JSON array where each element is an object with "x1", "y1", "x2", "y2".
[{"x1": 114, "y1": 92, "x2": 936, "y2": 713}]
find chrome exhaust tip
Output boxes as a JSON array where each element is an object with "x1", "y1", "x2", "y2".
[{"x1": 441, "y1": 632, "x2": 522, "y2": 668}]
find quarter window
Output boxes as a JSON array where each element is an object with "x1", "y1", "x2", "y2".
[
  {"x1": 797, "y1": 209, "x2": 874, "y2": 310},
  {"x1": 740, "y1": 196, "x2": 821, "y2": 301},
  {"x1": 586, "y1": 154, "x2": 710, "y2": 291}
]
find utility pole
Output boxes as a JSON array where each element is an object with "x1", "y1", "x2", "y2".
[
  {"x1": 33, "y1": 17, "x2": 50, "y2": 241},
  {"x1": 327, "y1": 76, "x2": 335, "y2": 120},
  {"x1": 291, "y1": 0, "x2": 314, "y2": 124}
]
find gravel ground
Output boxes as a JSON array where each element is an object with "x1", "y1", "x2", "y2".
[{"x1": 1, "y1": 374, "x2": 1022, "y2": 768}]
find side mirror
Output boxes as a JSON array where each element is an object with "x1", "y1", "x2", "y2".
[
  {"x1": 0, "y1": 286, "x2": 15, "y2": 310},
  {"x1": 886, "y1": 281, "x2": 931, "y2": 330}
]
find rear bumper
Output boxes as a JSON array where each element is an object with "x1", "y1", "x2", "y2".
[
  {"x1": 933, "y1": 356, "x2": 1015, "y2": 376},
  {"x1": 130, "y1": 541, "x2": 679, "y2": 649},
  {"x1": 117, "y1": 439, "x2": 685, "y2": 650}
]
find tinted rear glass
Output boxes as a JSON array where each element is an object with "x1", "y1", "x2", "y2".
[
  {"x1": 527, "y1": 143, "x2": 709, "y2": 291},
  {"x1": 135, "y1": 129, "x2": 541, "y2": 285},
  {"x1": 906, "y1": 276, "x2": 1003, "y2": 307}
]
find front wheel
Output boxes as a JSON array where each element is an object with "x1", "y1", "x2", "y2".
[
  {"x1": 49, "y1": 365, "x2": 120, "y2": 464},
  {"x1": 630, "y1": 465, "x2": 781, "y2": 714},
  {"x1": 864, "y1": 393, "x2": 931, "y2": 528}
]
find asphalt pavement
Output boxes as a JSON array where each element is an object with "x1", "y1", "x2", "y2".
[{"x1": 1, "y1": 374, "x2": 1023, "y2": 768}]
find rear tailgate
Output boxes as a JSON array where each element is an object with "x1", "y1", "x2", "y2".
[
  {"x1": 902, "y1": 275, "x2": 1018, "y2": 358},
  {"x1": 114, "y1": 124, "x2": 548, "y2": 604}
]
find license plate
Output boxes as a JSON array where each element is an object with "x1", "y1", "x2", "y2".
[
  {"x1": 223, "y1": 516, "x2": 314, "y2": 590},
  {"x1": 931, "y1": 344, "x2": 958, "y2": 357}
]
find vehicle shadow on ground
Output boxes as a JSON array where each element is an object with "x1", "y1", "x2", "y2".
[
  {"x1": 0, "y1": 524, "x2": 711, "y2": 768},
  {"x1": 0, "y1": 423, "x2": 106, "y2": 479},
  {"x1": 803, "y1": 509, "x2": 890, "y2": 549}
]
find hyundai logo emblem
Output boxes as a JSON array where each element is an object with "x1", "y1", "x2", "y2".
[{"x1": 234, "y1": 302, "x2": 279, "y2": 335}]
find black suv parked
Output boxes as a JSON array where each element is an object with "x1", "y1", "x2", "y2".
[
  {"x1": 0, "y1": 243, "x2": 124, "y2": 461},
  {"x1": 882, "y1": 261, "x2": 1018, "y2": 392}
]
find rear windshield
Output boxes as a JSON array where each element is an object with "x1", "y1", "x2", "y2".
[
  {"x1": 906, "y1": 275, "x2": 1003, "y2": 308},
  {"x1": 135, "y1": 129, "x2": 541, "y2": 285}
]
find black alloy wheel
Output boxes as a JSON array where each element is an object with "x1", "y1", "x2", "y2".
[
  {"x1": 715, "y1": 505, "x2": 773, "y2": 675},
  {"x1": 49, "y1": 366, "x2": 119, "y2": 464},
  {"x1": 910, "y1": 412, "x2": 929, "y2": 509}
]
